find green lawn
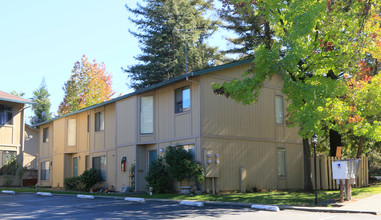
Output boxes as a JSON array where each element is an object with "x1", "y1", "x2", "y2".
[{"x1": 1, "y1": 182, "x2": 380, "y2": 207}]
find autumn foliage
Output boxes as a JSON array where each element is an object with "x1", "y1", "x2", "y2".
[{"x1": 58, "y1": 55, "x2": 115, "y2": 115}]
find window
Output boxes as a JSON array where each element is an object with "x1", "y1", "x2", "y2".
[
  {"x1": 43, "y1": 127, "x2": 49, "y2": 143},
  {"x1": 183, "y1": 144, "x2": 196, "y2": 161},
  {"x1": 275, "y1": 95, "x2": 284, "y2": 124},
  {"x1": 140, "y1": 96, "x2": 153, "y2": 134},
  {"x1": 87, "y1": 115, "x2": 90, "y2": 132},
  {"x1": 277, "y1": 148, "x2": 286, "y2": 177},
  {"x1": 67, "y1": 119, "x2": 76, "y2": 146},
  {"x1": 0, "y1": 105, "x2": 12, "y2": 125},
  {"x1": 41, "y1": 161, "x2": 50, "y2": 180},
  {"x1": 0, "y1": 150, "x2": 16, "y2": 168},
  {"x1": 95, "y1": 111, "x2": 104, "y2": 132},
  {"x1": 93, "y1": 156, "x2": 106, "y2": 181},
  {"x1": 175, "y1": 86, "x2": 190, "y2": 114}
]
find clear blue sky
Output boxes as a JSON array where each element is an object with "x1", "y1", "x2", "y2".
[{"x1": 0, "y1": 0, "x2": 229, "y2": 121}]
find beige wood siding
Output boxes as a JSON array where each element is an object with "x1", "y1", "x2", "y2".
[
  {"x1": 0, "y1": 127, "x2": 13, "y2": 145},
  {"x1": 202, "y1": 138, "x2": 303, "y2": 191},
  {"x1": 0, "y1": 102, "x2": 23, "y2": 147},
  {"x1": 40, "y1": 124, "x2": 53, "y2": 157},
  {"x1": 116, "y1": 97, "x2": 137, "y2": 146},
  {"x1": 116, "y1": 145, "x2": 136, "y2": 190},
  {"x1": 76, "y1": 112, "x2": 89, "y2": 152},
  {"x1": 53, "y1": 154, "x2": 64, "y2": 188},
  {"x1": 53, "y1": 119, "x2": 64, "y2": 154},
  {"x1": 105, "y1": 104, "x2": 115, "y2": 148}
]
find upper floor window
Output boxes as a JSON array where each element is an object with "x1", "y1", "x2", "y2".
[
  {"x1": 67, "y1": 119, "x2": 76, "y2": 146},
  {"x1": 175, "y1": 86, "x2": 190, "y2": 114},
  {"x1": 275, "y1": 95, "x2": 284, "y2": 124},
  {"x1": 140, "y1": 96, "x2": 153, "y2": 134},
  {"x1": 95, "y1": 111, "x2": 104, "y2": 132},
  {"x1": 0, "y1": 105, "x2": 13, "y2": 125},
  {"x1": 43, "y1": 127, "x2": 49, "y2": 143}
]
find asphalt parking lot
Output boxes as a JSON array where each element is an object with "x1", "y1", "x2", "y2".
[
  {"x1": 1, "y1": 193, "x2": 379, "y2": 220},
  {"x1": 0, "y1": 193, "x2": 254, "y2": 219}
]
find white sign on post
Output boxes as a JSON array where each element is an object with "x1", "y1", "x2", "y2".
[{"x1": 332, "y1": 161, "x2": 350, "y2": 180}]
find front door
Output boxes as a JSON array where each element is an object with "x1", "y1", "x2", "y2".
[{"x1": 73, "y1": 157, "x2": 78, "y2": 177}]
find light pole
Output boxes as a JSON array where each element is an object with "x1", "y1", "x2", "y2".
[{"x1": 312, "y1": 134, "x2": 318, "y2": 205}]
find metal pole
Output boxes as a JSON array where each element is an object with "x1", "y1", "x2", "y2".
[
  {"x1": 314, "y1": 143, "x2": 318, "y2": 205},
  {"x1": 184, "y1": 31, "x2": 187, "y2": 74}
]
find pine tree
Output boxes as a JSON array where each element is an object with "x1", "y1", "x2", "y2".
[
  {"x1": 219, "y1": 0, "x2": 272, "y2": 60},
  {"x1": 125, "y1": 0, "x2": 223, "y2": 90},
  {"x1": 31, "y1": 78, "x2": 52, "y2": 124}
]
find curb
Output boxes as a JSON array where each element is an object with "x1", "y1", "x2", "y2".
[
  {"x1": 124, "y1": 197, "x2": 145, "y2": 203},
  {"x1": 281, "y1": 206, "x2": 380, "y2": 216},
  {"x1": 179, "y1": 200, "x2": 204, "y2": 207},
  {"x1": 1, "y1": 190, "x2": 16, "y2": 195},
  {"x1": 36, "y1": 192, "x2": 52, "y2": 197},
  {"x1": 251, "y1": 204, "x2": 280, "y2": 212},
  {"x1": 77, "y1": 194, "x2": 94, "y2": 199}
]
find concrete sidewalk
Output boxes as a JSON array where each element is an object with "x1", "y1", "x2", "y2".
[{"x1": 281, "y1": 193, "x2": 381, "y2": 215}]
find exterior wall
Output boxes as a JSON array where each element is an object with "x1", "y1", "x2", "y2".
[
  {"x1": 36, "y1": 61, "x2": 303, "y2": 192},
  {"x1": 24, "y1": 126, "x2": 39, "y2": 169},
  {"x1": 200, "y1": 64, "x2": 303, "y2": 190},
  {"x1": 38, "y1": 103, "x2": 117, "y2": 189},
  {"x1": 0, "y1": 101, "x2": 24, "y2": 157}
]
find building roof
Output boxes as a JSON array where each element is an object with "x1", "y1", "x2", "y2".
[
  {"x1": 0, "y1": 90, "x2": 34, "y2": 105},
  {"x1": 34, "y1": 58, "x2": 253, "y2": 127}
]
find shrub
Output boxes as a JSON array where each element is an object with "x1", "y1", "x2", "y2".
[
  {"x1": 80, "y1": 168, "x2": 100, "y2": 191},
  {"x1": 164, "y1": 145, "x2": 193, "y2": 185},
  {"x1": 145, "y1": 157, "x2": 171, "y2": 193},
  {"x1": 64, "y1": 176, "x2": 80, "y2": 190}
]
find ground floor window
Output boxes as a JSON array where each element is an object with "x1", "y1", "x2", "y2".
[
  {"x1": 93, "y1": 156, "x2": 106, "y2": 181},
  {"x1": 41, "y1": 161, "x2": 50, "y2": 180},
  {"x1": 0, "y1": 150, "x2": 16, "y2": 168},
  {"x1": 183, "y1": 144, "x2": 195, "y2": 161},
  {"x1": 277, "y1": 148, "x2": 286, "y2": 177}
]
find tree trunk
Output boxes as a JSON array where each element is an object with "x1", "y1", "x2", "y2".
[
  {"x1": 303, "y1": 138, "x2": 313, "y2": 191},
  {"x1": 329, "y1": 129, "x2": 342, "y2": 156},
  {"x1": 356, "y1": 136, "x2": 364, "y2": 158}
]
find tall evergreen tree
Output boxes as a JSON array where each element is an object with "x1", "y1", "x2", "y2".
[
  {"x1": 31, "y1": 78, "x2": 52, "y2": 124},
  {"x1": 219, "y1": 0, "x2": 272, "y2": 60},
  {"x1": 125, "y1": 0, "x2": 222, "y2": 90}
]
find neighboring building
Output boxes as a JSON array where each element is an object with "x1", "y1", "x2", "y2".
[
  {"x1": 36, "y1": 59, "x2": 303, "y2": 192},
  {"x1": 24, "y1": 125, "x2": 39, "y2": 169},
  {"x1": 0, "y1": 91, "x2": 34, "y2": 170}
]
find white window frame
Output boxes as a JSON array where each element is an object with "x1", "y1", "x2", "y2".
[
  {"x1": 140, "y1": 96, "x2": 153, "y2": 134},
  {"x1": 277, "y1": 147, "x2": 286, "y2": 178},
  {"x1": 67, "y1": 119, "x2": 76, "y2": 147},
  {"x1": 275, "y1": 95, "x2": 284, "y2": 124}
]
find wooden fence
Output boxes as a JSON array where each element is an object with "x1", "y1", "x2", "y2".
[{"x1": 311, "y1": 156, "x2": 368, "y2": 190}]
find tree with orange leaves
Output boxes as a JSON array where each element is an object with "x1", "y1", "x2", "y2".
[{"x1": 58, "y1": 55, "x2": 115, "y2": 116}]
